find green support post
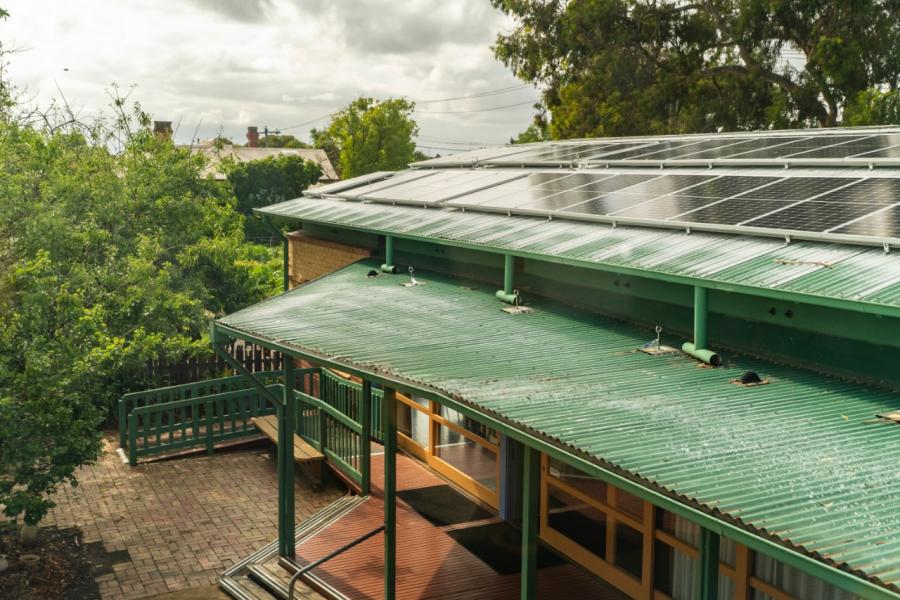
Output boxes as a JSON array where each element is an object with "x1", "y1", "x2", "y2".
[
  {"x1": 381, "y1": 235, "x2": 397, "y2": 273},
  {"x1": 496, "y1": 254, "x2": 518, "y2": 304},
  {"x1": 282, "y1": 357, "x2": 296, "y2": 557},
  {"x1": 694, "y1": 286, "x2": 708, "y2": 349},
  {"x1": 698, "y1": 527, "x2": 720, "y2": 600},
  {"x1": 360, "y1": 380, "x2": 372, "y2": 495},
  {"x1": 382, "y1": 387, "x2": 397, "y2": 600},
  {"x1": 521, "y1": 445, "x2": 540, "y2": 600},
  {"x1": 682, "y1": 286, "x2": 720, "y2": 365},
  {"x1": 282, "y1": 235, "x2": 290, "y2": 292}
]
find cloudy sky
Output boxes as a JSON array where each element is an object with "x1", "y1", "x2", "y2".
[{"x1": 1, "y1": 0, "x2": 539, "y2": 153}]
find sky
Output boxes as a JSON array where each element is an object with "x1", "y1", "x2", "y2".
[{"x1": 0, "y1": 0, "x2": 540, "y2": 154}]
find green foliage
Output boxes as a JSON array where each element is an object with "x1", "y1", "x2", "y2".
[
  {"x1": 845, "y1": 89, "x2": 900, "y2": 126},
  {"x1": 253, "y1": 133, "x2": 310, "y2": 148},
  {"x1": 491, "y1": 0, "x2": 900, "y2": 137},
  {"x1": 510, "y1": 123, "x2": 548, "y2": 144},
  {"x1": 311, "y1": 98, "x2": 418, "y2": 178},
  {"x1": 0, "y1": 104, "x2": 282, "y2": 525},
  {"x1": 223, "y1": 154, "x2": 321, "y2": 238}
]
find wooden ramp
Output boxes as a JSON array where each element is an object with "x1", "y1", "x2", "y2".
[
  {"x1": 252, "y1": 415, "x2": 324, "y2": 463},
  {"x1": 287, "y1": 452, "x2": 628, "y2": 600}
]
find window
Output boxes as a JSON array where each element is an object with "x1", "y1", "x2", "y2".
[{"x1": 394, "y1": 394, "x2": 500, "y2": 507}]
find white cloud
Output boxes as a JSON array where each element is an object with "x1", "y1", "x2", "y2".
[{"x1": 0, "y1": 0, "x2": 537, "y2": 152}]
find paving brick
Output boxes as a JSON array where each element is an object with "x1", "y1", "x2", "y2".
[{"x1": 43, "y1": 436, "x2": 341, "y2": 599}]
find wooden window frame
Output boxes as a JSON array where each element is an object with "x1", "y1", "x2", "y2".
[{"x1": 395, "y1": 393, "x2": 500, "y2": 508}]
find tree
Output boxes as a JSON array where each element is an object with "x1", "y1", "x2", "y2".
[
  {"x1": 491, "y1": 0, "x2": 900, "y2": 138},
  {"x1": 510, "y1": 123, "x2": 548, "y2": 144},
  {"x1": 253, "y1": 133, "x2": 310, "y2": 148},
  {"x1": 0, "y1": 100, "x2": 282, "y2": 527},
  {"x1": 223, "y1": 154, "x2": 322, "y2": 238},
  {"x1": 311, "y1": 98, "x2": 418, "y2": 178}
]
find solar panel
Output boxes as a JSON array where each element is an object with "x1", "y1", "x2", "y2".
[
  {"x1": 356, "y1": 170, "x2": 525, "y2": 205},
  {"x1": 337, "y1": 170, "x2": 438, "y2": 199},
  {"x1": 444, "y1": 172, "x2": 596, "y2": 209},
  {"x1": 486, "y1": 143, "x2": 644, "y2": 165},
  {"x1": 560, "y1": 175, "x2": 715, "y2": 216},
  {"x1": 832, "y1": 205, "x2": 900, "y2": 237},
  {"x1": 612, "y1": 176, "x2": 780, "y2": 219},
  {"x1": 413, "y1": 128, "x2": 900, "y2": 169},
  {"x1": 674, "y1": 137, "x2": 808, "y2": 160},
  {"x1": 307, "y1": 171, "x2": 394, "y2": 197}
]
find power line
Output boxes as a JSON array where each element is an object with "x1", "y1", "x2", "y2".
[
  {"x1": 280, "y1": 112, "x2": 333, "y2": 132},
  {"x1": 418, "y1": 134, "x2": 505, "y2": 146},
  {"x1": 412, "y1": 84, "x2": 531, "y2": 104},
  {"x1": 415, "y1": 99, "x2": 539, "y2": 115}
]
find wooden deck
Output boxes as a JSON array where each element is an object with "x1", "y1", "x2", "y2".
[{"x1": 291, "y1": 451, "x2": 629, "y2": 600}]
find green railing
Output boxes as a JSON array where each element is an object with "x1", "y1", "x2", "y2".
[
  {"x1": 292, "y1": 369, "x2": 383, "y2": 486},
  {"x1": 118, "y1": 367, "x2": 380, "y2": 480},
  {"x1": 119, "y1": 371, "x2": 283, "y2": 450},
  {"x1": 119, "y1": 370, "x2": 316, "y2": 465}
]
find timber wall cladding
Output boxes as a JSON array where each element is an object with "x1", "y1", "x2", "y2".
[{"x1": 287, "y1": 231, "x2": 371, "y2": 288}]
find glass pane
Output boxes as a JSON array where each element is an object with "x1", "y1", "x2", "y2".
[
  {"x1": 397, "y1": 396, "x2": 429, "y2": 448},
  {"x1": 657, "y1": 509, "x2": 700, "y2": 546},
  {"x1": 548, "y1": 458, "x2": 607, "y2": 502},
  {"x1": 435, "y1": 424, "x2": 498, "y2": 490},
  {"x1": 614, "y1": 522, "x2": 643, "y2": 579},
  {"x1": 753, "y1": 554, "x2": 859, "y2": 600},
  {"x1": 439, "y1": 404, "x2": 500, "y2": 445},
  {"x1": 654, "y1": 540, "x2": 696, "y2": 599},
  {"x1": 547, "y1": 484, "x2": 607, "y2": 557}
]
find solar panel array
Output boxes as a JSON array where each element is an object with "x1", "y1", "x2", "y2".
[
  {"x1": 319, "y1": 168, "x2": 900, "y2": 245},
  {"x1": 413, "y1": 130, "x2": 900, "y2": 168},
  {"x1": 308, "y1": 128, "x2": 900, "y2": 247}
]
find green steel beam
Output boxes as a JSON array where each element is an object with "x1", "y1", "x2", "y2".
[
  {"x1": 360, "y1": 380, "x2": 372, "y2": 495},
  {"x1": 211, "y1": 322, "x2": 900, "y2": 600},
  {"x1": 382, "y1": 387, "x2": 397, "y2": 600},
  {"x1": 521, "y1": 446, "x2": 540, "y2": 600},
  {"x1": 699, "y1": 528, "x2": 720, "y2": 600},
  {"x1": 263, "y1": 217, "x2": 900, "y2": 320},
  {"x1": 282, "y1": 357, "x2": 296, "y2": 557}
]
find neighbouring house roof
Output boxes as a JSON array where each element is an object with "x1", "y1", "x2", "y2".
[
  {"x1": 216, "y1": 260, "x2": 900, "y2": 594},
  {"x1": 182, "y1": 142, "x2": 339, "y2": 182}
]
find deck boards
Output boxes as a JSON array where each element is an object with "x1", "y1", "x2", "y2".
[
  {"x1": 292, "y1": 452, "x2": 628, "y2": 600},
  {"x1": 252, "y1": 415, "x2": 324, "y2": 463}
]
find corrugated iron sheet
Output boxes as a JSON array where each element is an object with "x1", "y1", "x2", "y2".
[
  {"x1": 259, "y1": 197, "x2": 900, "y2": 312},
  {"x1": 219, "y1": 261, "x2": 900, "y2": 591}
]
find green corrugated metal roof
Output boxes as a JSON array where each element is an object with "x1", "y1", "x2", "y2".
[
  {"x1": 258, "y1": 197, "x2": 900, "y2": 316},
  {"x1": 218, "y1": 260, "x2": 900, "y2": 594}
]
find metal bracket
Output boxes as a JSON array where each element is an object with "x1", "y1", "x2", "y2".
[
  {"x1": 501, "y1": 290, "x2": 533, "y2": 314},
  {"x1": 401, "y1": 266, "x2": 424, "y2": 287}
]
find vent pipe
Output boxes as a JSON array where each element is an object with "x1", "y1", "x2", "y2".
[{"x1": 682, "y1": 287, "x2": 721, "y2": 365}]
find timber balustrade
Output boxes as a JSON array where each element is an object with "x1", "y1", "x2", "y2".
[{"x1": 118, "y1": 367, "x2": 383, "y2": 479}]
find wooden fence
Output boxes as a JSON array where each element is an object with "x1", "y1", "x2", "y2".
[{"x1": 144, "y1": 341, "x2": 283, "y2": 388}]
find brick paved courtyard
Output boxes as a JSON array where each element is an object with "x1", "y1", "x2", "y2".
[{"x1": 44, "y1": 436, "x2": 345, "y2": 599}]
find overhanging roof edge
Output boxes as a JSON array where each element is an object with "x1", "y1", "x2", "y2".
[
  {"x1": 210, "y1": 314, "x2": 899, "y2": 600},
  {"x1": 254, "y1": 205, "x2": 900, "y2": 320}
]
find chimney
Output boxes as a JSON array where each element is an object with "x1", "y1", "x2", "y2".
[
  {"x1": 153, "y1": 120, "x2": 173, "y2": 138},
  {"x1": 246, "y1": 126, "x2": 259, "y2": 148}
]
